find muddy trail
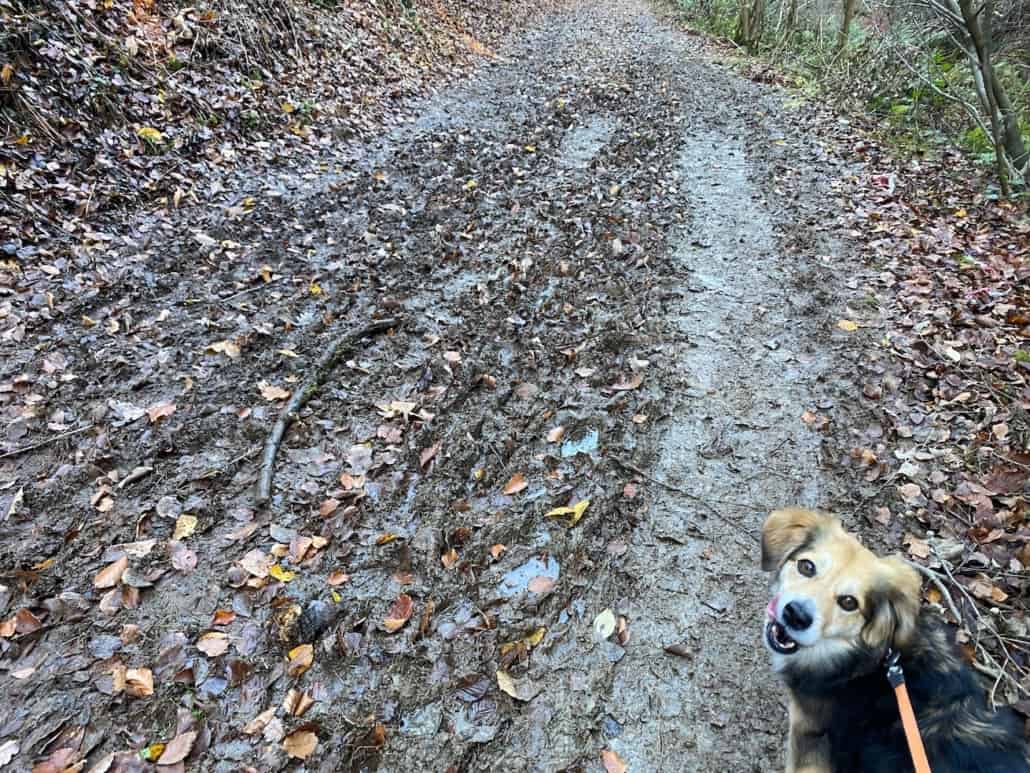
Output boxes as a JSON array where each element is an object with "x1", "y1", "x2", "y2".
[{"x1": 0, "y1": 0, "x2": 875, "y2": 770}]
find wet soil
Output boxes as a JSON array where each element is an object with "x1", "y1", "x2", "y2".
[{"x1": 0, "y1": 1, "x2": 878, "y2": 770}]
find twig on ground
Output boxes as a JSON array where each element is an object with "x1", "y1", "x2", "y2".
[
  {"x1": 0, "y1": 424, "x2": 95, "y2": 460},
  {"x1": 920, "y1": 552, "x2": 1030, "y2": 705},
  {"x1": 906, "y1": 561, "x2": 965, "y2": 626},
  {"x1": 610, "y1": 456, "x2": 760, "y2": 543},
  {"x1": 256, "y1": 317, "x2": 402, "y2": 505}
]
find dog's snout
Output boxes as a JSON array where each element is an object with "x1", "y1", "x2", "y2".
[{"x1": 783, "y1": 601, "x2": 813, "y2": 631}]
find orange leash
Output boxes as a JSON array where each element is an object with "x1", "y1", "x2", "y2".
[{"x1": 885, "y1": 650, "x2": 932, "y2": 773}]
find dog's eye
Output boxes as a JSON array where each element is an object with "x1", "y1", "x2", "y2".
[
  {"x1": 797, "y1": 559, "x2": 816, "y2": 577},
  {"x1": 837, "y1": 595, "x2": 859, "y2": 612}
]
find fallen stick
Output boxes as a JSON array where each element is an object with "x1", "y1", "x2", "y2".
[
  {"x1": 255, "y1": 317, "x2": 401, "y2": 505},
  {"x1": 0, "y1": 424, "x2": 95, "y2": 460}
]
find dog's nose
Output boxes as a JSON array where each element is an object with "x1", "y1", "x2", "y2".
[{"x1": 783, "y1": 601, "x2": 813, "y2": 631}]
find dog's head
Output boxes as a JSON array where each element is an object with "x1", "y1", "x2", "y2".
[{"x1": 760, "y1": 508, "x2": 921, "y2": 684}]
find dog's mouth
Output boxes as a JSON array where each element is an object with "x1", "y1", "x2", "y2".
[
  {"x1": 765, "y1": 595, "x2": 799, "y2": 655},
  {"x1": 765, "y1": 619, "x2": 799, "y2": 654}
]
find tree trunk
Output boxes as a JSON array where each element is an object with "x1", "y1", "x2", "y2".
[
  {"x1": 954, "y1": 0, "x2": 1028, "y2": 191},
  {"x1": 783, "y1": 0, "x2": 798, "y2": 38},
  {"x1": 736, "y1": 0, "x2": 753, "y2": 47},
  {"x1": 836, "y1": 0, "x2": 857, "y2": 53}
]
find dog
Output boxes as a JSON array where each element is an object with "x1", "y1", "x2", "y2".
[{"x1": 761, "y1": 507, "x2": 1030, "y2": 773}]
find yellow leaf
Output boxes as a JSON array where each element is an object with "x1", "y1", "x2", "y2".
[
  {"x1": 309, "y1": 281, "x2": 322, "y2": 296},
  {"x1": 955, "y1": 208, "x2": 967, "y2": 218},
  {"x1": 281, "y1": 102, "x2": 295, "y2": 113},
  {"x1": 524, "y1": 145, "x2": 536, "y2": 153},
  {"x1": 0, "y1": 64, "x2": 13, "y2": 85},
  {"x1": 137, "y1": 126, "x2": 163, "y2": 143},
  {"x1": 464, "y1": 180, "x2": 478, "y2": 190},
  {"x1": 82, "y1": 315, "x2": 97, "y2": 328},
  {"x1": 14, "y1": 134, "x2": 30, "y2": 145},
  {"x1": 287, "y1": 643, "x2": 314, "y2": 677},
  {"x1": 545, "y1": 499, "x2": 590, "y2": 525},
  {"x1": 269, "y1": 564, "x2": 296, "y2": 582},
  {"x1": 331, "y1": 590, "x2": 341, "y2": 603},
  {"x1": 173, "y1": 514, "x2": 198, "y2": 541},
  {"x1": 837, "y1": 320, "x2": 858, "y2": 332},
  {"x1": 140, "y1": 744, "x2": 166, "y2": 762},
  {"x1": 524, "y1": 627, "x2": 546, "y2": 647}
]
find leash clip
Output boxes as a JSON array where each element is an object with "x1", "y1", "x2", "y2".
[{"x1": 884, "y1": 647, "x2": 905, "y2": 688}]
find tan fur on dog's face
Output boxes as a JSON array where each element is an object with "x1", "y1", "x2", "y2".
[{"x1": 761, "y1": 508, "x2": 921, "y2": 672}]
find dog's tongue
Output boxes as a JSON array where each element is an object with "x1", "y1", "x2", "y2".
[{"x1": 766, "y1": 594, "x2": 779, "y2": 620}]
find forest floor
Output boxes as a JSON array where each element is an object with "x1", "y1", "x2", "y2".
[{"x1": 1, "y1": 0, "x2": 1028, "y2": 771}]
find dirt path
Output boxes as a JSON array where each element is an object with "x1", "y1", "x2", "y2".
[{"x1": 1, "y1": 1, "x2": 873, "y2": 771}]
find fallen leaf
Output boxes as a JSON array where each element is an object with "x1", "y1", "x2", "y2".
[
  {"x1": 320, "y1": 498, "x2": 340, "y2": 517},
  {"x1": 125, "y1": 667, "x2": 154, "y2": 698},
  {"x1": 94, "y1": 556, "x2": 128, "y2": 589},
  {"x1": 503, "y1": 473, "x2": 528, "y2": 495},
  {"x1": 545, "y1": 499, "x2": 590, "y2": 526},
  {"x1": 4, "y1": 487, "x2": 23, "y2": 520},
  {"x1": 441, "y1": 548, "x2": 459, "y2": 569},
  {"x1": 837, "y1": 319, "x2": 858, "y2": 332},
  {"x1": 287, "y1": 644, "x2": 314, "y2": 677},
  {"x1": 496, "y1": 669, "x2": 541, "y2": 702},
  {"x1": 898, "y1": 483, "x2": 923, "y2": 502},
  {"x1": 282, "y1": 688, "x2": 316, "y2": 717},
  {"x1": 173, "y1": 514, "x2": 198, "y2": 541},
  {"x1": 282, "y1": 729, "x2": 318, "y2": 760},
  {"x1": 170, "y1": 542, "x2": 198, "y2": 573},
  {"x1": 206, "y1": 340, "x2": 241, "y2": 359},
  {"x1": 258, "y1": 381, "x2": 290, "y2": 401},
  {"x1": 490, "y1": 544, "x2": 506, "y2": 559},
  {"x1": 381, "y1": 593, "x2": 414, "y2": 633},
  {"x1": 269, "y1": 564, "x2": 296, "y2": 583},
  {"x1": 328, "y1": 570, "x2": 350, "y2": 586},
  {"x1": 212, "y1": 609, "x2": 236, "y2": 626},
  {"x1": 0, "y1": 740, "x2": 18, "y2": 767},
  {"x1": 146, "y1": 401, "x2": 176, "y2": 423},
  {"x1": 196, "y1": 632, "x2": 230, "y2": 657},
  {"x1": 376, "y1": 532, "x2": 399, "y2": 546},
  {"x1": 137, "y1": 126, "x2": 163, "y2": 142},
  {"x1": 904, "y1": 533, "x2": 931, "y2": 560},
  {"x1": 527, "y1": 576, "x2": 555, "y2": 594},
  {"x1": 243, "y1": 707, "x2": 275, "y2": 735},
  {"x1": 157, "y1": 730, "x2": 197, "y2": 765},
  {"x1": 239, "y1": 549, "x2": 273, "y2": 578},
  {"x1": 420, "y1": 442, "x2": 441, "y2": 468},
  {"x1": 601, "y1": 749, "x2": 627, "y2": 773},
  {"x1": 610, "y1": 373, "x2": 643, "y2": 391},
  {"x1": 546, "y1": 426, "x2": 566, "y2": 443}
]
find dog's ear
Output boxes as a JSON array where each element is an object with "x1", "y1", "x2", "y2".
[
  {"x1": 862, "y1": 556, "x2": 922, "y2": 650},
  {"x1": 760, "y1": 508, "x2": 834, "y2": 571}
]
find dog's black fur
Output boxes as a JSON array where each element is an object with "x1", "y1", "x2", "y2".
[{"x1": 783, "y1": 607, "x2": 1030, "y2": 773}]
